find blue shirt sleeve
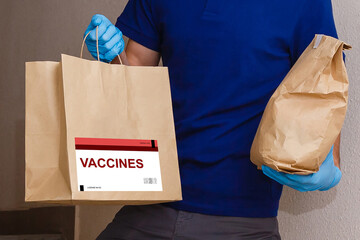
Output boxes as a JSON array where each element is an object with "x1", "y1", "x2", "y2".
[
  {"x1": 115, "y1": 0, "x2": 161, "y2": 52},
  {"x1": 290, "y1": 0, "x2": 338, "y2": 65}
]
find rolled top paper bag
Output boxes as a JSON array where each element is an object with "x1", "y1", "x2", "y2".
[{"x1": 250, "y1": 34, "x2": 351, "y2": 175}]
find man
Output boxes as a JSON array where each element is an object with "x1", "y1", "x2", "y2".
[{"x1": 84, "y1": 0, "x2": 342, "y2": 239}]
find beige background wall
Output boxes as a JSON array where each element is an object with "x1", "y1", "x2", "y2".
[{"x1": 0, "y1": 0, "x2": 359, "y2": 239}]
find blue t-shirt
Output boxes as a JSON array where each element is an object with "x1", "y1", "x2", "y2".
[{"x1": 116, "y1": 0, "x2": 338, "y2": 217}]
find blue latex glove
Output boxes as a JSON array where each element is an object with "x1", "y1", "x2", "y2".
[
  {"x1": 84, "y1": 14, "x2": 125, "y2": 62},
  {"x1": 262, "y1": 146, "x2": 342, "y2": 192}
]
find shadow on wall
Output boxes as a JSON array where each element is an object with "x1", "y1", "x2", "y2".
[
  {"x1": 279, "y1": 186, "x2": 338, "y2": 215},
  {"x1": 16, "y1": 119, "x2": 25, "y2": 208}
]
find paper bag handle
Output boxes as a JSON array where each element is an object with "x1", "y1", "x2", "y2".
[{"x1": 80, "y1": 26, "x2": 123, "y2": 64}]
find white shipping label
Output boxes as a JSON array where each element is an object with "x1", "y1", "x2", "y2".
[{"x1": 75, "y1": 138, "x2": 163, "y2": 192}]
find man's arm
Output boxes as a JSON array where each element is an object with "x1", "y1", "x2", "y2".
[
  {"x1": 84, "y1": 15, "x2": 160, "y2": 66},
  {"x1": 111, "y1": 39, "x2": 160, "y2": 66}
]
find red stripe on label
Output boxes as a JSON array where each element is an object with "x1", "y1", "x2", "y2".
[
  {"x1": 75, "y1": 138, "x2": 157, "y2": 148},
  {"x1": 75, "y1": 145, "x2": 159, "y2": 152}
]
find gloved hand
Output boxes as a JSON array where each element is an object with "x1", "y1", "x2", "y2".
[
  {"x1": 262, "y1": 146, "x2": 342, "y2": 192},
  {"x1": 84, "y1": 14, "x2": 125, "y2": 62}
]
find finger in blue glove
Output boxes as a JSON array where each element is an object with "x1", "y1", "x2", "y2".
[{"x1": 84, "y1": 14, "x2": 125, "y2": 62}]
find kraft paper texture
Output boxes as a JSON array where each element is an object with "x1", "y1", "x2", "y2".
[
  {"x1": 25, "y1": 55, "x2": 182, "y2": 204},
  {"x1": 250, "y1": 35, "x2": 351, "y2": 175}
]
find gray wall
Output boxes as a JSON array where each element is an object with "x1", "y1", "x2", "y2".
[
  {"x1": 278, "y1": 1, "x2": 360, "y2": 239},
  {"x1": 0, "y1": 0, "x2": 359, "y2": 239}
]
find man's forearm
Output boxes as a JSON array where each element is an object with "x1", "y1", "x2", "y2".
[
  {"x1": 111, "y1": 39, "x2": 160, "y2": 66},
  {"x1": 333, "y1": 132, "x2": 341, "y2": 169},
  {"x1": 111, "y1": 51, "x2": 129, "y2": 65}
]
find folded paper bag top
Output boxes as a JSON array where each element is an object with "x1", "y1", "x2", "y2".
[{"x1": 250, "y1": 35, "x2": 351, "y2": 175}]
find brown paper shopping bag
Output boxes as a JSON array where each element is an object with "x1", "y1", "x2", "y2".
[
  {"x1": 250, "y1": 35, "x2": 351, "y2": 175},
  {"x1": 25, "y1": 32, "x2": 182, "y2": 204}
]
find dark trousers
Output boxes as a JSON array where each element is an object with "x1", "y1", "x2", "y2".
[{"x1": 97, "y1": 204, "x2": 281, "y2": 240}]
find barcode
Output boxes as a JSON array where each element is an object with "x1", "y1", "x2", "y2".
[{"x1": 144, "y1": 178, "x2": 157, "y2": 184}]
